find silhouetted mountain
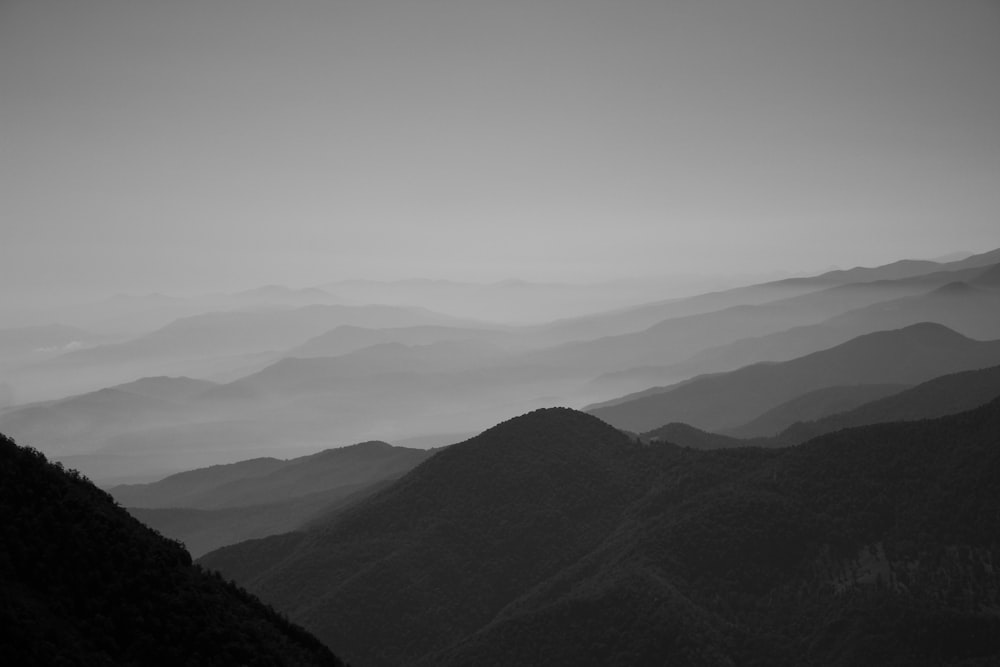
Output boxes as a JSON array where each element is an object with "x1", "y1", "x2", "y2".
[
  {"x1": 786, "y1": 246, "x2": 1000, "y2": 286},
  {"x1": 611, "y1": 264, "x2": 1000, "y2": 389},
  {"x1": 201, "y1": 409, "x2": 647, "y2": 666},
  {"x1": 779, "y1": 364, "x2": 1000, "y2": 445},
  {"x1": 202, "y1": 403, "x2": 1000, "y2": 666},
  {"x1": 113, "y1": 440, "x2": 434, "y2": 510},
  {"x1": 128, "y1": 479, "x2": 391, "y2": 558},
  {"x1": 110, "y1": 442, "x2": 435, "y2": 556},
  {"x1": 588, "y1": 323, "x2": 1000, "y2": 433},
  {"x1": 535, "y1": 248, "x2": 1000, "y2": 347},
  {"x1": 15, "y1": 304, "x2": 469, "y2": 401},
  {"x1": 724, "y1": 383, "x2": 908, "y2": 438},
  {"x1": 0, "y1": 432, "x2": 344, "y2": 666},
  {"x1": 111, "y1": 457, "x2": 290, "y2": 508},
  {"x1": 642, "y1": 422, "x2": 754, "y2": 449},
  {"x1": 527, "y1": 275, "x2": 973, "y2": 376}
]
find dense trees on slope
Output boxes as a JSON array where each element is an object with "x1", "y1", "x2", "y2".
[
  {"x1": 0, "y1": 433, "x2": 345, "y2": 667},
  {"x1": 202, "y1": 403, "x2": 1000, "y2": 666}
]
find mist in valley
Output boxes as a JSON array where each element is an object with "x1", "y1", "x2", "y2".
[{"x1": 3, "y1": 1, "x2": 1000, "y2": 665}]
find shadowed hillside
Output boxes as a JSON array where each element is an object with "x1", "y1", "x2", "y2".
[
  {"x1": 201, "y1": 403, "x2": 1000, "y2": 666},
  {"x1": 588, "y1": 323, "x2": 1000, "y2": 433},
  {"x1": 0, "y1": 432, "x2": 345, "y2": 667}
]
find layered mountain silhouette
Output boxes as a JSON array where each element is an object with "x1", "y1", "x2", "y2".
[
  {"x1": 0, "y1": 432, "x2": 343, "y2": 666},
  {"x1": 201, "y1": 403, "x2": 1000, "y2": 666},
  {"x1": 641, "y1": 363, "x2": 1000, "y2": 452},
  {"x1": 724, "y1": 383, "x2": 908, "y2": 438},
  {"x1": 110, "y1": 440, "x2": 435, "y2": 556},
  {"x1": 777, "y1": 363, "x2": 1000, "y2": 446},
  {"x1": 287, "y1": 324, "x2": 516, "y2": 358},
  {"x1": 588, "y1": 323, "x2": 1000, "y2": 433},
  {"x1": 532, "y1": 245, "x2": 1000, "y2": 346},
  {"x1": 15, "y1": 303, "x2": 471, "y2": 402},
  {"x1": 586, "y1": 262, "x2": 1000, "y2": 395}
]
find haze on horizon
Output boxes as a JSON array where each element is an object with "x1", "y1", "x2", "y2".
[{"x1": 2, "y1": 0, "x2": 999, "y2": 305}]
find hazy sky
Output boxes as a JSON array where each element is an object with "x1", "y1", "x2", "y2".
[{"x1": 2, "y1": 0, "x2": 999, "y2": 300}]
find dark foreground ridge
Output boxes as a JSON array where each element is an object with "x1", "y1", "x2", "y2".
[
  {"x1": 0, "y1": 432, "x2": 346, "y2": 667},
  {"x1": 203, "y1": 402, "x2": 1000, "y2": 666}
]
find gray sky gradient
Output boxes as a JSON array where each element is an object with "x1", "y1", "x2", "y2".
[{"x1": 2, "y1": 0, "x2": 999, "y2": 301}]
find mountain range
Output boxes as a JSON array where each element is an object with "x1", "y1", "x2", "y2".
[
  {"x1": 200, "y1": 401, "x2": 1000, "y2": 666},
  {"x1": 588, "y1": 322, "x2": 1000, "y2": 433}
]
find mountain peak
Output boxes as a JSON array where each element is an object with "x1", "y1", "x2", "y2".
[{"x1": 477, "y1": 407, "x2": 623, "y2": 441}]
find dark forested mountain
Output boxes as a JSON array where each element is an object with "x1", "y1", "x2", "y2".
[
  {"x1": 201, "y1": 404, "x2": 1000, "y2": 666},
  {"x1": 201, "y1": 409, "x2": 648, "y2": 666},
  {"x1": 0, "y1": 432, "x2": 344, "y2": 667},
  {"x1": 587, "y1": 323, "x2": 1000, "y2": 433}
]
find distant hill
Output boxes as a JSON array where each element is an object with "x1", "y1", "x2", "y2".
[
  {"x1": 287, "y1": 324, "x2": 513, "y2": 358},
  {"x1": 201, "y1": 403, "x2": 1000, "y2": 666},
  {"x1": 587, "y1": 323, "x2": 1000, "y2": 434},
  {"x1": 641, "y1": 422, "x2": 755, "y2": 449},
  {"x1": 128, "y1": 479, "x2": 391, "y2": 558},
  {"x1": 779, "y1": 364, "x2": 1000, "y2": 446},
  {"x1": 724, "y1": 383, "x2": 908, "y2": 438},
  {"x1": 525, "y1": 271, "x2": 981, "y2": 376},
  {"x1": 657, "y1": 263, "x2": 1000, "y2": 382},
  {"x1": 0, "y1": 387, "x2": 189, "y2": 457},
  {"x1": 42, "y1": 303, "x2": 467, "y2": 368},
  {"x1": 0, "y1": 432, "x2": 343, "y2": 666},
  {"x1": 111, "y1": 441, "x2": 436, "y2": 556},
  {"x1": 112, "y1": 440, "x2": 434, "y2": 509},
  {"x1": 112, "y1": 375, "x2": 218, "y2": 402}
]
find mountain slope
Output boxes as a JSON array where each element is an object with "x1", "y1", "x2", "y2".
[
  {"x1": 433, "y1": 401, "x2": 1000, "y2": 667},
  {"x1": 724, "y1": 383, "x2": 908, "y2": 438},
  {"x1": 202, "y1": 409, "x2": 649, "y2": 666},
  {"x1": 201, "y1": 403, "x2": 1000, "y2": 666},
  {"x1": 588, "y1": 323, "x2": 1000, "y2": 433},
  {"x1": 779, "y1": 364, "x2": 1000, "y2": 445},
  {"x1": 644, "y1": 263, "x2": 1000, "y2": 384},
  {"x1": 113, "y1": 440, "x2": 434, "y2": 510},
  {"x1": 0, "y1": 432, "x2": 344, "y2": 666}
]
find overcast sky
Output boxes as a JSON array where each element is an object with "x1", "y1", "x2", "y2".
[{"x1": 2, "y1": 0, "x2": 999, "y2": 300}]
